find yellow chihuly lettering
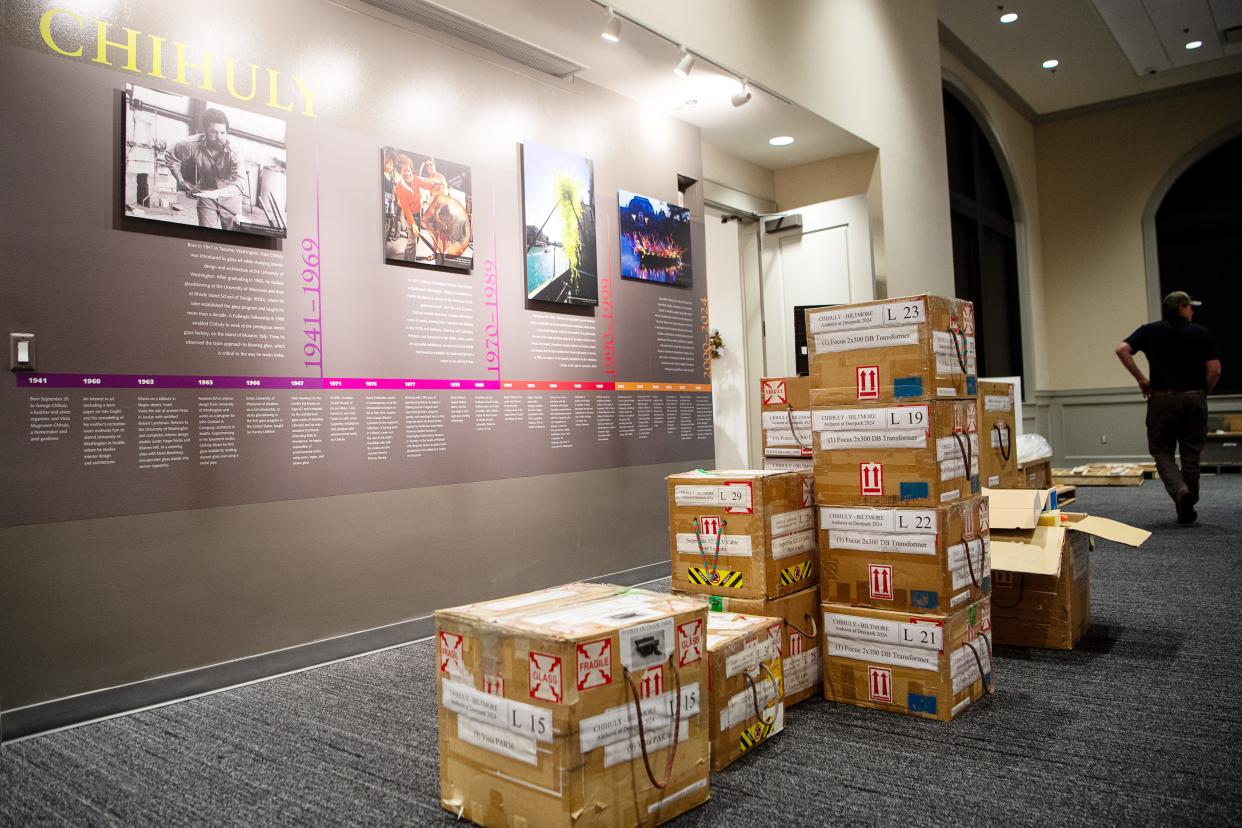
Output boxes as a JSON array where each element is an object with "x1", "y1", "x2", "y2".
[
  {"x1": 173, "y1": 41, "x2": 215, "y2": 92},
  {"x1": 148, "y1": 34, "x2": 166, "y2": 79},
  {"x1": 293, "y1": 75, "x2": 317, "y2": 118},
  {"x1": 93, "y1": 21, "x2": 141, "y2": 72},
  {"x1": 225, "y1": 59, "x2": 260, "y2": 102},
  {"x1": 266, "y1": 67, "x2": 293, "y2": 112},
  {"x1": 39, "y1": 8, "x2": 83, "y2": 57}
]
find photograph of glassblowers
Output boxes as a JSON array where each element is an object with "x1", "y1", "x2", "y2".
[{"x1": 123, "y1": 83, "x2": 288, "y2": 238}]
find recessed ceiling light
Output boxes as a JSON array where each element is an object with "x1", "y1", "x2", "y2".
[
  {"x1": 769, "y1": 135, "x2": 795, "y2": 147},
  {"x1": 999, "y1": 12, "x2": 1018, "y2": 23},
  {"x1": 1042, "y1": 58, "x2": 1059, "y2": 70},
  {"x1": 1185, "y1": 40, "x2": 1203, "y2": 50}
]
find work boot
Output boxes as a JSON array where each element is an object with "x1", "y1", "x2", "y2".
[{"x1": 1175, "y1": 489, "x2": 1197, "y2": 525}]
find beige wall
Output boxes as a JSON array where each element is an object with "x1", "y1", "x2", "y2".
[
  {"x1": 1036, "y1": 79, "x2": 1242, "y2": 390},
  {"x1": 939, "y1": 49, "x2": 1048, "y2": 396},
  {"x1": 613, "y1": 0, "x2": 955, "y2": 298},
  {"x1": 702, "y1": 141, "x2": 776, "y2": 204},
  {"x1": 773, "y1": 150, "x2": 877, "y2": 210}
]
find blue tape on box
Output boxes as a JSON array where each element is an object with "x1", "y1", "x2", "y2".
[
  {"x1": 899, "y1": 481, "x2": 929, "y2": 501},
  {"x1": 971, "y1": 475, "x2": 981, "y2": 494},
  {"x1": 893, "y1": 377, "x2": 924, "y2": 398},
  {"x1": 911, "y1": 590, "x2": 939, "y2": 610},
  {"x1": 966, "y1": 376, "x2": 977, "y2": 395},
  {"x1": 982, "y1": 575, "x2": 991, "y2": 593},
  {"x1": 907, "y1": 693, "x2": 938, "y2": 715}
]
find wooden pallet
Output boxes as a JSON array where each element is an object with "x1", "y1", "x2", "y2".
[
  {"x1": 1053, "y1": 483, "x2": 1077, "y2": 507},
  {"x1": 1052, "y1": 464, "x2": 1145, "y2": 486}
]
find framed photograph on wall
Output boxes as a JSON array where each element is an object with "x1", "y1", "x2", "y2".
[
  {"x1": 382, "y1": 147, "x2": 473, "y2": 270},
  {"x1": 617, "y1": 190, "x2": 692, "y2": 287},
  {"x1": 123, "y1": 83, "x2": 287, "y2": 237},
  {"x1": 522, "y1": 141, "x2": 598, "y2": 306}
]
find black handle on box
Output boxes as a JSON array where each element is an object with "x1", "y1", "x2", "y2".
[{"x1": 622, "y1": 654, "x2": 682, "y2": 790}]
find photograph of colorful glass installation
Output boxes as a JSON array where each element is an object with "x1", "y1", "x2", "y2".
[
  {"x1": 522, "y1": 141, "x2": 598, "y2": 306},
  {"x1": 382, "y1": 147, "x2": 473, "y2": 271},
  {"x1": 617, "y1": 190, "x2": 691, "y2": 287}
]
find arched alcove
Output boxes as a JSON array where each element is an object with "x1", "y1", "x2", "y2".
[
  {"x1": 941, "y1": 85, "x2": 1024, "y2": 380},
  {"x1": 1152, "y1": 133, "x2": 1242, "y2": 395}
]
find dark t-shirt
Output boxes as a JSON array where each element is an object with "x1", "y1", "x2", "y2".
[{"x1": 1124, "y1": 318, "x2": 1219, "y2": 391}]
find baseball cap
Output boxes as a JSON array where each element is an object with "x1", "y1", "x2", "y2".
[{"x1": 1162, "y1": 291, "x2": 1202, "y2": 312}]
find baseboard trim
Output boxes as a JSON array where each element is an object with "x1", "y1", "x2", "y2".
[{"x1": 1, "y1": 560, "x2": 673, "y2": 745}]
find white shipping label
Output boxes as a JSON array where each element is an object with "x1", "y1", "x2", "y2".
[
  {"x1": 950, "y1": 589, "x2": 971, "y2": 608},
  {"x1": 932, "y1": 332, "x2": 978, "y2": 375},
  {"x1": 950, "y1": 636, "x2": 992, "y2": 693},
  {"x1": 647, "y1": 778, "x2": 708, "y2": 816},
  {"x1": 819, "y1": 506, "x2": 938, "y2": 534},
  {"x1": 770, "y1": 528, "x2": 816, "y2": 560},
  {"x1": 442, "y1": 679, "x2": 554, "y2": 743},
  {"x1": 827, "y1": 530, "x2": 938, "y2": 555},
  {"x1": 826, "y1": 638, "x2": 940, "y2": 672},
  {"x1": 578, "y1": 683, "x2": 702, "y2": 753},
  {"x1": 819, "y1": 429, "x2": 927, "y2": 450},
  {"x1": 948, "y1": 539, "x2": 991, "y2": 591},
  {"x1": 940, "y1": 456, "x2": 979, "y2": 482},
  {"x1": 812, "y1": 405, "x2": 928, "y2": 432},
  {"x1": 984, "y1": 395, "x2": 1012, "y2": 412},
  {"x1": 720, "y1": 679, "x2": 781, "y2": 731},
  {"x1": 675, "y1": 533, "x2": 753, "y2": 557},
  {"x1": 618, "y1": 619, "x2": 675, "y2": 670},
  {"x1": 603, "y1": 721, "x2": 690, "y2": 768},
  {"x1": 674, "y1": 484, "x2": 753, "y2": 511},
  {"x1": 784, "y1": 647, "x2": 822, "y2": 696},
  {"x1": 762, "y1": 410, "x2": 812, "y2": 430},
  {"x1": 825, "y1": 613, "x2": 944, "y2": 652},
  {"x1": 764, "y1": 457, "x2": 814, "y2": 472},
  {"x1": 457, "y1": 717, "x2": 539, "y2": 766},
  {"x1": 764, "y1": 446, "x2": 811, "y2": 457},
  {"x1": 724, "y1": 637, "x2": 781, "y2": 678},
  {"x1": 813, "y1": 325, "x2": 921, "y2": 354},
  {"x1": 936, "y1": 434, "x2": 980, "y2": 462},
  {"x1": 770, "y1": 508, "x2": 815, "y2": 536},
  {"x1": 807, "y1": 299, "x2": 925, "y2": 334},
  {"x1": 764, "y1": 428, "x2": 814, "y2": 447}
]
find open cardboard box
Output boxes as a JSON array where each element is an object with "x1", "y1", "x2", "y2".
[{"x1": 983, "y1": 488, "x2": 1150, "y2": 649}]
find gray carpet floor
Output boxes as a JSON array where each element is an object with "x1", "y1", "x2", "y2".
[{"x1": 2, "y1": 476, "x2": 1240, "y2": 826}]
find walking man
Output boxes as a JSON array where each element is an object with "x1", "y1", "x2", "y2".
[{"x1": 1116, "y1": 291, "x2": 1221, "y2": 524}]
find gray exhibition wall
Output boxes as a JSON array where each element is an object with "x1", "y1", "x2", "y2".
[{"x1": 0, "y1": 0, "x2": 712, "y2": 719}]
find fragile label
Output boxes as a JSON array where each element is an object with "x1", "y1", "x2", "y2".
[
  {"x1": 814, "y1": 325, "x2": 921, "y2": 354},
  {"x1": 675, "y1": 533, "x2": 753, "y2": 557},
  {"x1": 819, "y1": 429, "x2": 927, "y2": 450},
  {"x1": 825, "y1": 613, "x2": 944, "y2": 652},
  {"x1": 439, "y1": 631, "x2": 466, "y2": 676},
  {"x1": 762, "y1": 410, "x2": 812, "y2": 430},
  {"x1": 677, "y1": 619, "x2": 704, "y2": 666},
  {"x1": 827, "y1": 529, "x2": 937, "y2": 555},
  {"x1": 674, "y1": 483, "x2": 753, "y2": 513},
  {"x1": 807, "y1": 300, "x2": 925, "y2": 334},
  {"x1": 819, "y1": 506, "x2": 938, "y2": 534},
  {"x1": 812, "y1": 405, "x2": 928, "y2": 431},
  {"x1": 457, "y1": 716, "x2": 539, "y2": 766},
  {"x1": 761, "y1": 379, "x2": 788, "y2": 406},
  {"x1": 618, "y1": 618, "x2": 675, "y2": 670},
  {"x1": 770, "y1": 507, "x2": 815, "y2": 536},
  {"x1": 577, "y1": 638, "x2": 613, "y2": 691},
  {"x1": 984, "y1": 395, "x2": 1012, "y2": 412},
  {"x1": 826, "y1": 638, "x2": 939, "y2": 672},
  {"x1": 579, "y1": 682, "x2": 701, "y2": 753},
  {"x1": 442, "y1": 679, "x2": 553, "y2": 743},
  {"x1": 770, "y1": 529, "x2": 817, "y2": 560},
  {"x1": 783, "y1": 647, "x2": 821, "y2": 695}
]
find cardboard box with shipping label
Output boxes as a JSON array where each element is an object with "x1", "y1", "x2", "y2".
[
  {"x1": 804, "y1": 294, "x2": 977, "y2": 404},
  {"x1": 819, "y1": 498, "x2": 991, "y2": 613},
  {"x1": 760, "y1": 375, "x2": 814, "y2": 458},
  {"x1": 668, "y1": 470, "x2": 817, "y2": 599},
  {"x1": 986, "y1": 489, "x2": 1150, "y2": 649},
  {"x1": 705, "y1": 612, "x2": 784, "y2": 771},
  {"x1": 821, "y1": 598, "x2": 993, "y2": 722},
  {"x1": 976, "y1": 380, "x2": 1021, "y2": 489},
  {"x1": 436, "y1": 586, "x2": 711, "y2": 827},
  {"x1": 687, "y1": 584, "x2": 823, "y2": 707},
  {"x1": 810, "y1": 397, "x2": 980, "y2": 507}
]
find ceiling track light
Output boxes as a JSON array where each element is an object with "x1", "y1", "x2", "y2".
[
  {"x1": 601, "y1": 7, "x2": 620, "y2": 42},
  {"x1": 731, "y1": 80, "x2": 752, "y2": 107},
  {"x1": 674, "y1": 48, "x2": 695, "y2": 78}
]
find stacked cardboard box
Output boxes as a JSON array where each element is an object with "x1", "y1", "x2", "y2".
[
  {"x1": 759, "y1": 376, "x2": 813, "y2": 463},
  {"x1": 976, "y1": 380, "x2": 1021, "y2": 489},
  {"x1": 704, "y1": 612, "x2": 784, "y2": 770},
  {"x1": 436, "y1": 584, "x2": 711, "y2": 826},
  {"x1": 987, "y1": 488, "x2": 1149, "y2": 649},
  {"x1": 666, "y1": 470, "x2": 817, "y2": 599},
  {"x1": 805, "y1": 294, "x2": 994, "y2": 721},
  {"x1": 707, "y1": 587, "x2": 822, "y2": 706}
]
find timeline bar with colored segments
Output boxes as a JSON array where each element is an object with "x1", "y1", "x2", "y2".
[{"x1": 16, "y1": 374, "x2": 711, "y2": 392}]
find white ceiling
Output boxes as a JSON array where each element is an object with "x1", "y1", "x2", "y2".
[
  {"x1": 362, "y1": 0, "x2": 873, "y2": 170},
  {"x1": 939, "y1": 0, "x2": 1242, "y2": 116}
]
